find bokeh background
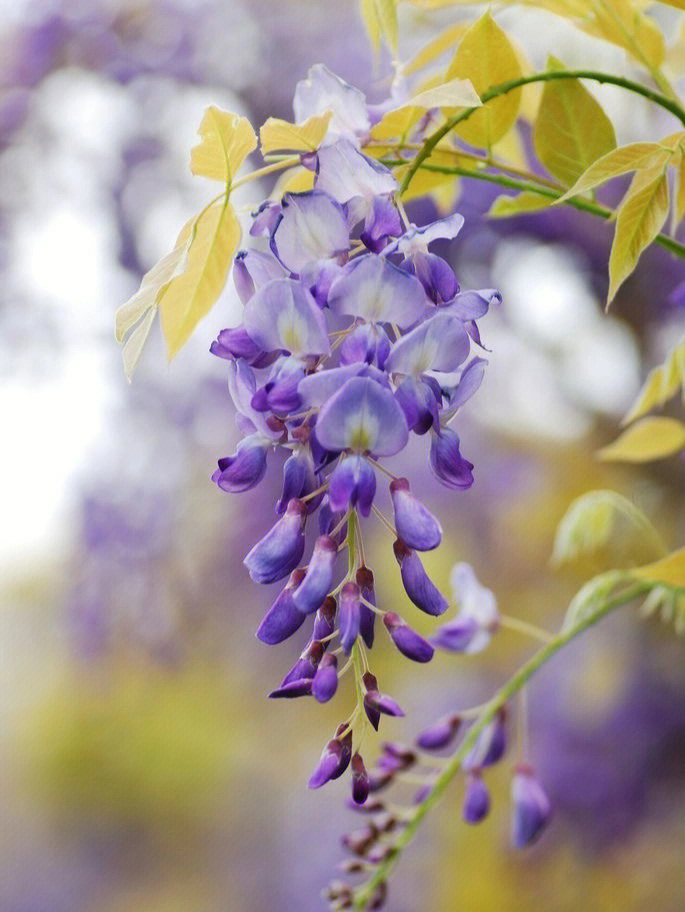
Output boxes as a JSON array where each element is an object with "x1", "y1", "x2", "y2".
[{"x1": 1, "y1": 1, "x2": 684, "y2": 910}]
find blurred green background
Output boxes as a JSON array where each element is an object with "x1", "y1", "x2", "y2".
[{"x1": 0, "y1": 2, "x2": 683, "y2": 910}]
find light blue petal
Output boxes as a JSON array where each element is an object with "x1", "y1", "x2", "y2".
[{"x1": 316, "y1": 139, "x2": 396, "y2": 205}]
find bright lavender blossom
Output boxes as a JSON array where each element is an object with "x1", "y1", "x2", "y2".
[
  {"x1": 209, "y1": 65, "x2": 497, "y2": 804},
  {"x1": 511, "y1": 765, "x2": 552, "y2": 847},
  {"x1": 434, "y1": 563, "x2": 500, "y2": 654}
]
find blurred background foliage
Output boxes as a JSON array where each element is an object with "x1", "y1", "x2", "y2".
[{"x1": 0, "y1": 1, "x2": 683, "y2": 910}]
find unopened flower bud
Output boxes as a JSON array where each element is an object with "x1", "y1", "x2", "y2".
[{"x1": 383, "y1": 612, "x2": 434, "y2": 663}]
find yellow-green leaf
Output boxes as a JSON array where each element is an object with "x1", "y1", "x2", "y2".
[
  {"x1": 359, "y1": 0, "x2": 398, "y2": 53},
  {"x1": 632, "y1": 548, "x2": 685, "y2": 590},
  {"x1": 405, "y1": 24, "x2": 469, "y2": 75},
  {"x1": 608, "y1": 165, "x2": 670, "y2": 303},
  {"x1": 369, "y1": 78, "x2": 480, "y2": 141},
  {"x1": 115, "y1": 226, "x2": 193, "y2": 379},
  {"x1": 556, "y1": 142, "x2": 671, "y2": 203},
  {"x1": 158, "y1": 201, "x2": 241, "y2": 358},
  {"x1": 586, "y1": 0, "x2": 665, "y2": 70},
  {"x1": 675, "y1": 149, "x2": 685, "y2": 227},
  {"x1": 622, "y1": 337, "x2": 685, "y2": 425},
  {"x1": 446, "y1": 11, "x2": 523, "y2": 149},
  {"x1": 190, "y1": 107, "x2": 257, "y2": 186},
  {"x1": 599, "y1": 416, "x2": 685, "y2": 462},
  {"x1": 533, "y1": 57, "x2": 616, "y2": 187},
  {"x1": 259, "y1": 112, "x2": 332, "y2": 155},
  {"x1": 487, "y1": 191, "x2": 554, "y2": 218},
  {"x1": 271, "y1": 165, "x2": 316, "y2": 198}
]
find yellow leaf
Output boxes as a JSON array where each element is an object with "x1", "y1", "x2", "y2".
[
  {"x1": 632, "y1": 549, "x2": 685, "y2": 590},
  {"x1": 556, "y1": 141, "x2": 671, "y2": 203},
  {"x1": 446, "y1": 11, "x2": 523, "y2": 149},
  {"x1": 586, "y1": 0, "x2": 665, "y2": 69},
  {"x1": 533, "y1": 57, "x2": 616, "y2": 187},
  {"x1": 675, "y1": 149, "x2": 685, "y2": 227},
  {"x1": 622, "y1": 337, "x2": 685, "y2": 425},
  {"x1": 271, "y1": 165, "x2": 316, "y2": 198},
  {"x1": 115, "y1": 226, "x2": 192, "y2": 379},
  {"x1": 259, "y1": 112, "x2": 332, "y2": 155},
  {"x1": 608, "y1": 165, "x2": 670, "y2": 303},
  {"x1": 159, "y1": 201, "x2": 241, "y2": 358},
  {"x1": 190, "y1": 107, "x2": 257, "y2": 186},
  {"x1": 369, "y1": 78, "x2": 480, "y2": 141},
  {"x1": 487, "y1": 191, "x2": 554, "y2": 218},
  {"x1": 359, "y1": 0, "x2": 398, "y2": 53},
  {"x1": 598, "y1": 416, "x2": 685, "y2": 462},
  {"x1": 405, "y1": 24, "x2": 468, "y2": 75}
]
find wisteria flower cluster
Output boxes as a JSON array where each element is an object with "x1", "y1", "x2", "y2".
[{"x1": 211, "y1": 66, "x2": 499, "y2": 804}]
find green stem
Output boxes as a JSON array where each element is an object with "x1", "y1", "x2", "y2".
[
  {"x1": 352, "y1": 580, "x2": 652, "y2": 909},
  {"x1": 384, "y1": 159, "x2": 685, "y2": 259},
  {"x1": 399, "y1": 70, "x2": 685, "y2": 197}
]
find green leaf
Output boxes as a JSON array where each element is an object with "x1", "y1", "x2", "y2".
[
  {"x1": 555, "y1": 141, "x2": 672, "y2": 203},
  {"x1": 533, "y1": 57, "x2": 616, "y2": 187},
  {"x1": 622, "y1": 337, "x2": 685, "y2": 425},
  {"x1": 359, "y1": 0, "x2": 398, "y2": 54},
  {"x1": 551, "y1": 489, "x2": 666, "y2": 566},
  {"x1": 158, "y1": 200, "x2": 242, "y2": 358},
  {"x1": 598, "y1": 416, "x2": 685, "y2": 462},
  {"x1": 486, "y1": 191, "x2": 554, "y2": 218},
  {"x1": 260, "y1": 112, "x2": 332, "y2": 154},
  {"x1": 607, "y1": 164, "x2": 670, "y2": 304},
  {"x1": 190, "y1": 107, "x2": 257, "y2": 187},
  {"x1": 562, "y1": 570, "x2": 626, "y2": 632},
  {"x1": 446, "y1": 11, "x2": 523, "y2": 149},
  {"x1": 632, "y1": 548, "x2": 685, "y2": 591}
]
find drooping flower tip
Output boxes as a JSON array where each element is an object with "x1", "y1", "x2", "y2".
[
  {"x1": 390, "y1": 478, "x2": 442, "y2": 551},
  {"x1": 255, "y1": 568, "x2": 307, "y2": 645},
  {"x1": 312, "y1": 653, "x2": 338, "y2": 703},
  {"x1": 434, "y1": 563, "x2": 499, "y2": 653},
  {"x1": 463, "y1": 771, "x2": 490, "y2": 824},
  {"x1": 511, "y1": 765, "x2": 552, "y2": 848},
  {"x1": 292, "y1": 534, "x2": 337, "y2": 614},
  {"x1": 243, "y1": 498, "x2": 306, "y2": 584},
  {"x1": 416, "y1": 713, "x2": 461, "y2": 751},
  {"x1": 383, "y1": 611, "x2": 434, "y2": 663},
  {"x1": 393, "y1": 540, "x2": 448, "y2": 616},
  {"x1": 351, "y1": 752, "x2": 370, "y2": 805},
  {"x1": 309, "y1": 727, "x2": 352, "y2": 789}
]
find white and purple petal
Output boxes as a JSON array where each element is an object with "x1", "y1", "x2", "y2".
[
  {"x1": 293, "y1": 64, "x2": 370, "y2": 141},
  {"x1": 429, "y1": 427, "x2": 474, "y2": 490},
  {"x1": 271, "y1": 190, "x2": 349, "y2": 274},
  {"x1": 328, "y1": 254, "x2": 426, "y2": 328},
  {"x1": 328, "y1": 454, "x2": 376, "y2": 517},
  {"x1": 243, "y1": 499, "x2": 306, "y2": 585},
  {"x1": 316, "y1": 138, "x2": 396, "y2": 207},
  {"x1": 315, "y1": 375, "x2": 408, "y2": 456},
  {"x1": 385, "y1": 312, "x2": 470, "y2": 377},
  {"x1": 244, "y1": 278, "x2": 330, "y2": 357},
  {"x1": 212, "y1": 434, "x2": 269, "y2": 493},
  {"x1": 390, "y1": 478, "x2": 442, "y2": 551}
]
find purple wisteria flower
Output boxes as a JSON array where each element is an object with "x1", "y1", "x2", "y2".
[
  {"x1": 209, "y1": 64, "x2": 499, "y2": 819},
  {"x1": 434, "y1": 563, "x2": 500, "y2": 654}
]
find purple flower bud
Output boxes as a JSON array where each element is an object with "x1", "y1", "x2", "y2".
[
  {"x1": 351, "y1": 752, "x2": 370, "y2": 805},
  {"x1": 412, "y1": 250, "x2": 459, "y2": 304},
  {"x1": 328, "y1": 455, "x2": 376, "y2": 517},
  {"x1": 393, "y1": 540, "x2": 448, "y2": 616},
  {"x1": 429, "y1": 428, "x2": 474, "y2": 490},
  {"x1": 368, "y1": 770, "x2": 394, "y2": 793},
  {"x1": 356, "y1": 566, "x2": 376, "y2": 648},
  {"x1": 318, "y1": 496, "x2": 347, "y2": 544},
  {"x1": 256, "y1": 569, "x2": 307, "y2": 645},
  {"x1": 339, "y1": 582, "x2": 361, "y2": 653},
  {"x1": 210, "y1": 325, "x2": 263, "y2": 361},
  {"x1": 312, "y1": 596, "x2": 337, "y2": 642},
  {"x1": 309, "y1": 736, "x2": 347, "y2": 789},
  {"x1": 395, "y1": 376, "x2": 440, "y2": 434},
  {"x1": 463, "y1": 708, "x2": 508, "y2": 770},
  {"x1": 390, "y1": 478, "x2": 442, "y2": 551},
  {"x1": 432, "y1": 616, "x2": 480, "y2": 652},
  {"x1": 383, "y1": 611, "x2": 434, "y2": 663},
  {"x1": 293, "y1": 535, "x2": 337, "y2": 614},
  {"x1": 268, "y1": 679, "x2": 313, "y2": 698},
  {"x1": 276, "y1": 448, "x2": 317, "y2": 514},
  {"x1": 212, "y1": 434, "x2": 269, "y2": 493},
  {"x1": 363, "y1": 688, "x2": 405, "y2": 729},
  {"x1": 340, "y1": 322, "x2": 391, "y2": 370},
  {"x1": 361, "y1": 194, "x2": 403, "y2": 252},
  {"x1": 463, "y1": 772, "x2": 490, "y2": 823},
  {"x1": 344, "y1": 797, "x2": 385, "y2": 814},
  {"x1": 341, "y1": 825, "x2": 378, "y2": 856},
  {"x1": 368, "y1": 881, "x2": 388, "y2": 910},
  {"x1": 511, "y1": 765, "x2": 552, "y2": 848},
  {"x1": 416, "y1": 713, "x2": 461, "y2": 751},
  {"x1": 437, "y1": 563, "x2": 499, "y2": 654},
  {"x1": 279, "y1": 640, "x2": 324, "y2": 687},
  {"x1": 366, "y1": 845, "x2": 395, "y2": 865},
  {"x1": 243, "y1": 499, "x2": 306, "y2": 584},
  {"x1": 381, "y1": 742, "x2": 416, "y2": 767},
  {"x1": 250, "y1": 200, "x2": 282, "y2": 237},
  {"x1": 312, "y1": 653, "x2": 338, "y2": 703}
]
